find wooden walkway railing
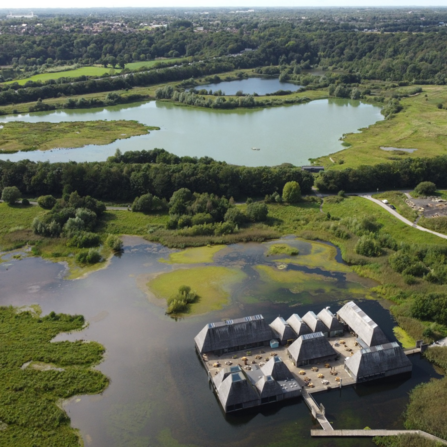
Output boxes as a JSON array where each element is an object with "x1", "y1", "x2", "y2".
[
  {"x1": 301, "y1": 390, "x2": 333, "y2": 431},
  {"x1": 311, "y1": 429, "x2": 447, "y2": 445}
]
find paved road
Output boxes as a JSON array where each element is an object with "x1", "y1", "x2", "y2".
[{"x1": 360, "y1": 195, "x2": 447, "y2": 240}]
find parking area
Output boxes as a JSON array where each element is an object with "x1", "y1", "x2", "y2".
[{"x1": 407, "y1": 196, "x2": 447, "y2": 218}]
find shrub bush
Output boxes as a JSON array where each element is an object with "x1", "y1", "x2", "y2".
[
  {"x1": 106, "y1": 235, "x2": 123, "y2": 252},
  {"x1": 414, "y1": 181, "x2": 436, "y2": 196},
  {"x1": 354, "y1": 236, "x2": 382, "y2": 257},
  {"x1": 37, "y1": 195, "x2": 57, "y2": 210},
  {"x1": 246, "y1": 202, "x2": 268, "y2": 222},
  {"x1": 67, "y1": 232, "x2": 101, "y2": 248},
  {"x1": 1, "y1": 186, "x2": 21, "y2": 204},
  {"x1": 75, "y1": 248, "x2": 102, "y2": 265},
  {"x1": 282, "y1": 181, "x2": 301, "y2": 203}
]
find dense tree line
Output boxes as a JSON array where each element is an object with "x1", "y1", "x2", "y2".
[
  {"x1": 316, "y1": 156, "x2": 447, "y2": 193},
  {"x1": 0, "y1": 151, "x2": 313, "y2": 201}
]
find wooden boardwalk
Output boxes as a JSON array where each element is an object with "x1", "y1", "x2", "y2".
[
  {"x1": 311, "y1": 429, "x2": 447, "y2": 445},
  {"x1": 404, "y1": 347, "x2": 422, "y2": 355},
  {"x1": 301, "y1": 390, "x2": 333, "y2": 431}
]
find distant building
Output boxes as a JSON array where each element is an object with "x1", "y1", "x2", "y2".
[
  {"x1": 317, "y1": 308, "x2": 344, "y2": 337},
  {"x1": 302, "y1": 311, "x2": 329, "y2": 336},
  {"x1": 7, "y1": 12, "x2": 36, "y2": 18},
  {"x1": 269, "y1": 317, "x2": 296, "y2": 345},
  {"x1": 337, "y1": 301, "x2": 388, "y2": 347},
  {"x1": 194, "y1": 314, "x2": 273, "y2": 355},
  {"x1": 287, "y1": 332, "x2": 338, "y2": 366},
  {"x1": 286, "y1": 314, "x2": 312, "y2": 337},
  {"x1": 344, "y1": 342, "x2": 412, "y2": 382}
]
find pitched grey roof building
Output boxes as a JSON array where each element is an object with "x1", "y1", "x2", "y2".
[
  {"x1": 255, "y1": 375, "x2": 284, "y2": 399},
  {"x1": 261, "y1": 356, "x2": 293, "y2": 381},
  {"x1": 213, "y1": 365, "x2": 243, "y2": 388},
  {"x1": 302, "y1": 311, "x2": 329, "y2": 335},
  {"x1": 286, "y1": 314, "x2": 312, "y2": 337},
  {"x1": 344, "y1": 342, "x2": 412, "y2": 382},
  {"x1": 269, "y1": 317, "x2": 297, "y2": 344},
  {"x1": 317, "y1": 308, "x2": 344, "y2": 337},
  {"x1": 337, "y1": 301, "x2": 388, "y2": 347},
  {"x1": 215, "y1": 372, "x2": 260, "y2": 412},
  {"x1": 287, "y1": 332, "x2": 338, "y2": 366},
  {"x1": 195, "y1": 314, "x2": 274, "y2": 355}
]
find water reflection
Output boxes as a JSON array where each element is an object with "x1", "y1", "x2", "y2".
[{"x1": 0, "y1": 237, "x2": 441, "y2": 447}]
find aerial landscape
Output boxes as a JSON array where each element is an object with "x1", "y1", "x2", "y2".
[{"x1": 2, "y1": 2, "x2": 447, "y2": 446}]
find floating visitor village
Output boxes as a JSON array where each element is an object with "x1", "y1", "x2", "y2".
[{"x1": 195, "y1": 301, "x2": 415, "y2": 414}]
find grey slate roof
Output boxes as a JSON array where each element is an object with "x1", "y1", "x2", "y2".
[
  {"x1": 195, "y1": 314, "x2": 274, "y2": 354},
  {"x1": 317, "y1": 308, "x2": 344, "y2": 333},
  {"x1": 345, "y1": 342, "x2": 412, "y2": 381},
  {"x1": 269, "y1": 317, "x2": 297, "y2": 343},
  {"x1": 255, "y1": 375, "x2": 284, "y2": 398},
  {"x1": 287, "y1": 332, "x2": 337, "y2": 364},
  {"x1": 286, "y1": 314, "x2": 312, "y2": 337},
  {"x1": 213, "y1": 365, "x2": 242, "y2": 388},
  {"x1": 261, "y1": 356, "x2": 293, "y2": 381},
  {"x1": 336, "y1": 301, "x2": 388, "y2": 347},
  {"x1": 216, "y1": 372, "x2": 260, "y2": 409},
  {"x1": 302, "y1": 311, "x2": 328, "y2": 333}
]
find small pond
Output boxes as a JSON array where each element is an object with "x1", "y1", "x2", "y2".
[
  {"x1": 188, "y1": 77, "x2": 301, "y2": 95},
  {"x1": 0, "y1": 237, "x2": 441, "y2": 447}
]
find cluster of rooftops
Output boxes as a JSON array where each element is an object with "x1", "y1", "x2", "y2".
[{"x1": 195, "y1": 301, "x2": 413, "y2": 413}]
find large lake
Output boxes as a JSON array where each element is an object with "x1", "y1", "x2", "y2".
[
  {"x1": 0, "y1": 237, "x2": 441, "y2": 447},
  {"x1": 0, "y1": 98, "x2": 383, "y2": 166}
]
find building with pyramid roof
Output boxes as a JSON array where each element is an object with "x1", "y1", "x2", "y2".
[
  {"x1": 337, "y1": 301, "x2": 388, "y2": 347},
  {"x1": 286, "y1": 314, "x2": 312, "y2": 337},
  {"x1": 302, "y1": 311, "x2": 329, "y2": 336},
  {"x1": 287, "y1": 332, "x2": 338, "y2": 366},
  {"x1": 317, "y1": 308, "x2": 344, "y2": 337},
  {"x1": 344, "y1": 342, "x2": 412, "y2": 382},
  {"x1": 269, "y1": 317, "x2": 296, "y2": 345}
]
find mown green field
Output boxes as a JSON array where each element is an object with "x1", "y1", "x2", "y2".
[
  {"x1": 3, "y1": 66, "x2": 123, "y2": 85},
  {"x1": 124, "y1": 58, "x2": 188, "y2": 70},
  {"x1": 0, "y1": 120, "x2": 154, "y2": 153},
  {"x1": 316, "y1": 85, "x2": 447, "y2": 169}
]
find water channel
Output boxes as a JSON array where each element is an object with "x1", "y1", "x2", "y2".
[
  {"x1": 0, "y1": 78, "x2": 383, "y2": 166},
  {"x1": 0, "y1": 237, "x2": 441, "y2": 447}
]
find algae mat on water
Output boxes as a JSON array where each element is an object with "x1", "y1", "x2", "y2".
[
  {"x1": 274, "y1": 240, "x2": 351, "y2": 273},
  {"x1": 148, "y1": 267, "x2": 246, "y2": 315},
  {"x1": 0, "y1": 120, "x2": 157, "y2": 152},
  {"x1": 161, "y1": 245, "x2": 226, "y2": 264}
]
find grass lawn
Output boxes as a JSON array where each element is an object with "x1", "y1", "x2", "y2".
[
  {"x1": 2, "y1": 66, "x2": 123, "y2": 85},
  {"x1": 316, "y1": 85, "x2": 447, "y2": 169},
  {"x1": 0, "y1": 120, "x2": 155, "y2": 153},
  {"x1": 98, "y1": 210, "x2": 169, "y2": 236},
  {"x1": 124, "y1": 58, "x2": 189, "y2": 71},
  {"x1": 147, "y1": 266, "x2": 246, "y2": 315},
  {"x1": 393, "y1": 326, "x2": 416, "y2": 349}
]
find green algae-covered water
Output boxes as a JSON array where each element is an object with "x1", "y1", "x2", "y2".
[
  {"x1": 0, "y1": 96, "x2": 383, "y2": 166},
  {"x1": 0, "y1": 237, "x2": 441, "y2": 447}
]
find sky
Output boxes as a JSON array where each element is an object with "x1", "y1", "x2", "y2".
[{"x1": 5, "y1": 0, "x2": 447, "y2": 9}]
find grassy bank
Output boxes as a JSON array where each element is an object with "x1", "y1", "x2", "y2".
[
  {"x1": 316, "y1": 85, "x2": 447, "y2": 169},
  {"x1": 0, "y1": 306, "x2": 108, "y2": 446},
  {"x1": 147, "y1": 266, "x2": 246, "y2": 315},
  {"x1": 0, "y1": 120, "x2": 156, "y2": 153}
]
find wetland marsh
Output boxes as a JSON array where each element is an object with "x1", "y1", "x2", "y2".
[{"x1": 0, "y1": 236, "x2": 441, "y2": 446}]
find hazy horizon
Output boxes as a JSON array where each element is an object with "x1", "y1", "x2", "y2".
[{"x1": 4, "y1": 1, "x2": 447, "y2": 10}]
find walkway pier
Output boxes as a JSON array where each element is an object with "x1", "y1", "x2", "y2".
[
  {"x1": 302, "y1": 389, "x2": 333, "y2": 431},
  {"x1": 311, "y1": 429, "x2": 447, "y2": 445}
]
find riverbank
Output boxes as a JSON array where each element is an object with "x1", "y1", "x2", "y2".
[{"x1": 0, "y1": 120, "x2": 157, "y2": 153}]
